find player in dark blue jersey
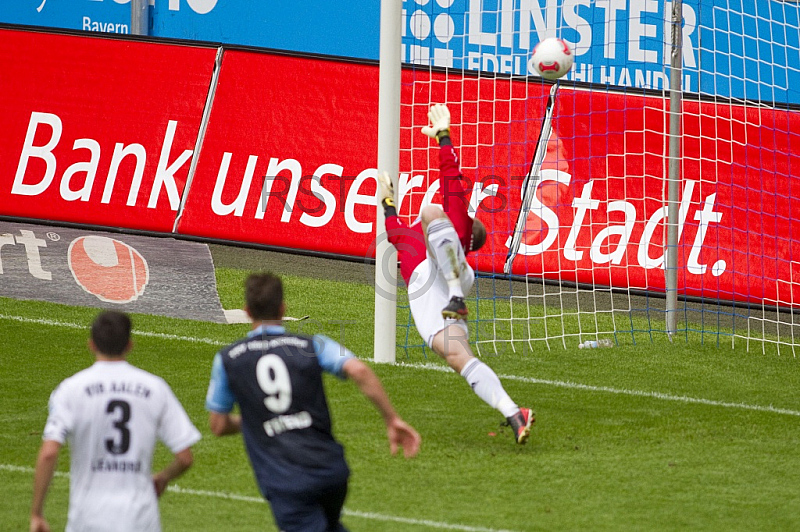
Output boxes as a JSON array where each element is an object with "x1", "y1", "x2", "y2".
[{"x1": 206, "y1": 272, "x2": 420, "y2": 532}]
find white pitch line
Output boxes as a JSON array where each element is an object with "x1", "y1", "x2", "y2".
[
  {"x1": 1, "y1": 464, "x2": 69, "y2": 478},
  {"x1": 341, "y1": 509, "x2": 517, "y2": 532},
  {"x1": 497, "y1": 374, "x2": 800, "y2": 417},
  {"x1": 5, "y1": 313, "x2": 800, "y2": 417},
  {"x1": 0, "y1": 314, "x2": 226, "y2": 346},
  {"x1": 397, "y1": 361, "x2": 800, "y2": 417},
  {"x1": 0, "y1": 464, "x2": 516, "y2": 532}
]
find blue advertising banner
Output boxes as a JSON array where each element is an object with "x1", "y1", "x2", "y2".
[
  {"x1": 5, "y1": 0, "x2": 133, "y2": 35},
  {"x1": 403, "y1": 0, "x2": 695, "y2": 88},
  {"x1": 402, "y1": 0, "x2": 800, "y2": 104},
  {"x1": 4, "y1": 0, "x2": 800, "y2": 104},
  {"x1": 697, "y1": 0, "x2": 800, "y2": 103},
  {"x1": 3, "y1": 0, "x2": 379, "y2": 58}
]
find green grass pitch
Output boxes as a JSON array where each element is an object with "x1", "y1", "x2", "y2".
[{"x1": 3, "y1": 260, "x2": 800, "y2": 531}]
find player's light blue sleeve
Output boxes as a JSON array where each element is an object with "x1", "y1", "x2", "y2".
[
  {"x1": 205, "y1": 353, "x2": 236, "y2": 413},
  {"x1": 313, "y1": 334, "x2": 355, "y2": 379}
]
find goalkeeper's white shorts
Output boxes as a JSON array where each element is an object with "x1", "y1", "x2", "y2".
[{"x1": 408, "y1": 255, "x2": 475, "y2": 348}]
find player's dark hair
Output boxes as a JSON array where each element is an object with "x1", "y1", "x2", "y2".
[
  {"x1": 245, "y1": 272, "x2": 284, "y2": 320},
  {"x1": 91, "y1": 311, "x2": 132, "y2": 357},
  {"x1": 471, "y1": 219, "x2": 487, "y2": 251}
]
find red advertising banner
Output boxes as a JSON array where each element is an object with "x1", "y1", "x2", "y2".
[
  {"x1": 397, "y1": 71, "x2": 550, "y2": 276},
  {"x1": 175, "y1": 52, "x2": 549, "y2": 257},
  {"x1": 504, "y1": 90, "x2": 673, "y2": 292},
  {"x1": 506, "y1": 89, "x2": 800, "y2": 306},
  {"x1": 681, "y1": 100, "x2": 800, "y2": 306},
  {"x1": 175, "y1": 50, "x2": 382, "y2": 256},
  {"x1": 0, "y1": 29, "x2": 216, "y2": 232},
  {"x1": 166, "y1": 45, "x2": 800, "y2": 307}
]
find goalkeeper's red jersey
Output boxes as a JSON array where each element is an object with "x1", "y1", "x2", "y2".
[{"x1": 385, "y1": 143, "x2": 473, "y2": 285}]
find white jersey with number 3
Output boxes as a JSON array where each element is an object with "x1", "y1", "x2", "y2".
[{"x1": 43, "y1": 361, "x2": 201, "y2": 532}]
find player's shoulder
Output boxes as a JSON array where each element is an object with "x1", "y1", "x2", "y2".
[
  {"x1": 56, "y1": 363, "x2": 110, "y2": 389},
  {"x1": 125, "y1": 363, "x2": 171, "y2": 387},
  {"x1": 312, "y1": 334, "x2": 356, "y2": 377},
  {"x1": 50, "y1": 367, "x2": 90, "y2": 399}
]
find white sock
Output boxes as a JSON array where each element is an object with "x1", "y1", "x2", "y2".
[
  {"x1": 426, "y1": 218, "x2": 465, "y2": 299},
  {"x1": 460, "y1": 358, "x2": 519, "y2": 418}
]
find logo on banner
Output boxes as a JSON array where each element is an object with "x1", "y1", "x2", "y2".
[
  {"x1": 403, "y1": 0, "x2": 699, "y2": 89},
  {"x1": 405, "y1": 0, "x2": 457, "y2": 67},
  {"x1": 68, "y1": 236, "x2": 149, "y2": 303},
  {"x1": 85, "y1": 0, "x2": 218, "y2": 14}
]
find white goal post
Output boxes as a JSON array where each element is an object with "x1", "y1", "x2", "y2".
[{"x1": 374, "y1": 0, "x2": 402, "y2": 364}]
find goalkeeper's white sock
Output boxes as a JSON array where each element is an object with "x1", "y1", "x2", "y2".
[
  {"x1": 426, "y1": 217, "x2": 465, "y2": 299},
  {"x1": 460, "y1": 358, "x2": 519, "y2": 418}
]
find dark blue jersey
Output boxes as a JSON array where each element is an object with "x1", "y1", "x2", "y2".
[{"x1": 206, "y1": 325, "x2": 354, "y2": 496}]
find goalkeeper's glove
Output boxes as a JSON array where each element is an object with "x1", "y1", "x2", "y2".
[
  {"x1": 421, "y1": 103, "x2": 451, "y2": 144},
  {"x1": 377, "y1": 171, "x2": 396, "y2": 213}
]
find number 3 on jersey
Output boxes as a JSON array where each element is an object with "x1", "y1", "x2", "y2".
[
  {"x1": 105, "y1": 400, "x2": 131, "y2": 454},
  {"x1": 256, "y1": 354, "x2": 292, "y2": 413}
]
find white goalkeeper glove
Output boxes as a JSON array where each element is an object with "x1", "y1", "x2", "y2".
[
  {"x1": 377, "y1": 171, "x2": 396, "y2": 209},
  {"x1": 421, "y1": 104, "x2": 451, "y2": 144}
]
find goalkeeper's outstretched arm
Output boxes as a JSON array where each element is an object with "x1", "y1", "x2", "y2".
[
  {"x1": 378, "y1": 171, "x2": 407, "y2": 243},
  {"x1": 378, "y1": 171, "x2": 398, "y2": 218},
  {"x1": 421, "y1": 103, "x2": 452, "y2": 145},
  {"x1": 421, "y1": 104, "x2": 472, "y2": 233}
]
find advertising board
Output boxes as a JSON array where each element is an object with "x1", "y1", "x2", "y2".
[{"x1": 0, "y1": 29, "x2": 217, "y2": 232}]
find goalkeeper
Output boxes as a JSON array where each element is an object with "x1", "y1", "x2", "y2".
[{"x1": 379, "y1": 103, "x2": 534, "y2": 444}]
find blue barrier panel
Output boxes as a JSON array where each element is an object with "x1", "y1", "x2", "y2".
[
  {"x1": 402, "y1": 0, "x2": 800, "y2": 105},
  {"x1": 5, "y1": 0, "x2": 132, "y2": 35},
  {"x1": 4, "y1": 0, "x2": 799, "y2": 104},
  {"x1": 4, "y1": 0, "x2": 379, "y2": 57}
]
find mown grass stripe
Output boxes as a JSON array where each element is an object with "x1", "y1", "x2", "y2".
[
  {"x1": 0, "y1": 464, "x2": 516, "y2": 532},
  {"x1": 5, "y1": 313, "x2": 799, "y2": 417}
]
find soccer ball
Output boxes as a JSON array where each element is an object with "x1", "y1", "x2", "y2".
[{"x1": 531, "y1": 37, "x2": 574, "y2": 80}]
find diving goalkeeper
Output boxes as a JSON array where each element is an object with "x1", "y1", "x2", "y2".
[{"x1": 379, "y1": 104, "x2": 534, "y2": 444}]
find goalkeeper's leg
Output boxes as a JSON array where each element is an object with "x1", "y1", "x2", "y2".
[
  {"x1": 431, "y1": 325, "x2": 517, "y2": 416},
  {"x1": 407, "y1": 224, "x2": 535, "y2": 444},
  {"x1": 421, "y1": 207, "x2": 468, "y2": 318},
  {"x1": 431, "y1": 326, "x2": 534, "y2": 444}
]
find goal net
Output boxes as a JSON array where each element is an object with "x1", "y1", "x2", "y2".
[{"x1": 390, "y1": 0, "x2": 800, "y2": 358}]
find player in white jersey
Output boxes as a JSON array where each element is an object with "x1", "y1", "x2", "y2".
[{"x1": 31, "y1": 311, "x2": 201, "y2": 532}]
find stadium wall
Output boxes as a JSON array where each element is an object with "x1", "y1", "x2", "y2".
[{"x1": 2, "y1": 27, "x2": 800, "y2": 308}]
